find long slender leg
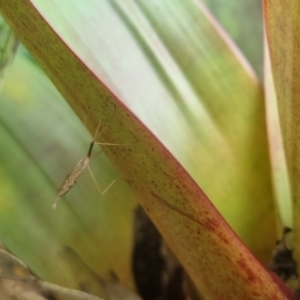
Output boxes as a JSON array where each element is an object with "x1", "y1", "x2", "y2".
[
  {"x1": 87, "y1": 166, "x2": 116, "y2": 196},
  {"x1": 87, "y1": 165, "x2": 102, "y2": 194},
  {"x1": 101, "y1": 179, "x2": 117, "y2": 196}
]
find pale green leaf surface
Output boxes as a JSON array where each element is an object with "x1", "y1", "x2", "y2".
[
  {"x1": 202, "y1": 0, "x2": 263, "y2": 80},
  {"x1": 264, "y1": 39, "x2": 292, "y2": 228},
  {"x1": 0, "y1": 50, "x2": 137, "y2": 297},
  {"x1": 0, "y1": 17, "x2": 19, "y2": 86},
  {"x1": 264, "y1": 0, "x2": 300, "y2": 274},
  {"x1": 30, "y1": 0, "x2": 276, "y2": 261}
]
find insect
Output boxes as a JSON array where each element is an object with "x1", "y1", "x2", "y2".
[{"x1": 52, "y1": 119, "x2": 117, "y2": 209}]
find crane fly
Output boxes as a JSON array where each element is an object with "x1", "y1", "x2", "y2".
[{"x1": 52, "y1": 119, "x2": 117, "y2": 209}]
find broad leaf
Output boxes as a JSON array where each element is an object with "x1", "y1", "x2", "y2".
[
  {"x1": 264, "y1": 0, "x2": 300, "y2": 277},
  {"x1": 0, "y1": 0, "x2": 293, "y2": 299}
]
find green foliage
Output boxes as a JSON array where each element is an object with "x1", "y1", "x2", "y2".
[{"x1": 0, "y1": 0, "x2": 298, "y2": 299}]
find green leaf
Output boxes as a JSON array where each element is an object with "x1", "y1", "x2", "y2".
[
  {"x1": 0, "y1": 0, "x2": 293, "y2": 298},
  {"x1": 202, "y1": 0, "x2": 263, "y2": 80},
  {"x1": 0, "y1": 49, "x2": 137, "y2": 298},
  {"x1": 264, "y1": 0, "x2": 300, "y2": 277},
  {"x1": 264, "y1": 41, "x2": 292, "y2": 229},
  {"x1": 0, "y1": 16, "x2": 19, "y2": 85},
  {"x1": 17, "y1": 0, "x2": 277, "y2": 261}
]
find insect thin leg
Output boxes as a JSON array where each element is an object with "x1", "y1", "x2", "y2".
[
  {"x1": 94, "y1": 99, "x2": 117, "y2": 141},
  {"x1": 95, "y1": 122, "x2": 109, "y2": 141},
  {"x1": 87, "y1": 165, "x2": 103, "y2": 194},
  {"x1": 93, "y1": 118, "x2": 103, "y2": 141},
  {"x1": 87, "y1": 166, "x2": 116, "y2": 196},
  {"x1": 95, "y1": 142, "x2": 123, "y2": 146},
  {"x1": 101, "y1": 179, "x2": 117, "y2": 196}
]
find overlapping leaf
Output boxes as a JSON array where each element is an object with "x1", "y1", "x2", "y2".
[
  {"x1": 264, "y1": 0, "x2": 300, "y2": 277},
  {"x1": 0, "y1": 0, "x2": 294, "y2": 299}
]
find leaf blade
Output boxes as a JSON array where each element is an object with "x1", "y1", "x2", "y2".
[{"x1": 0, "y1": 0, "x2": 292, "y2": 298}]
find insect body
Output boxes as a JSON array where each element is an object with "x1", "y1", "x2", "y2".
[
  {"x1": 52, "y1": 120, "x2": 115, "y2": 209},
  {"x1": 52, "y1": 140, "x2": 95, "y2": 209}
]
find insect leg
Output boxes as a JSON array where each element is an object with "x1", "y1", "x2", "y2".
[{"x1": 87, "y1": 166, "x2": 116, "y2": 196}]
